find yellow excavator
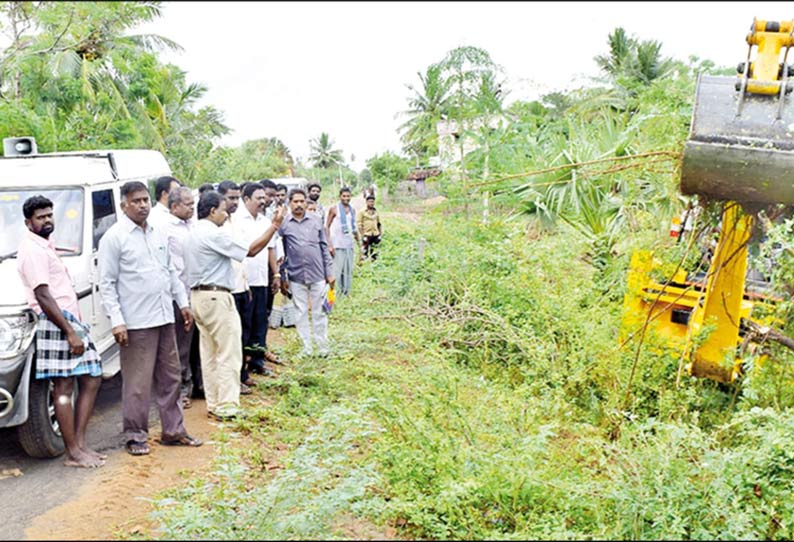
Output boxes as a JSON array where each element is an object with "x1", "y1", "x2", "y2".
[{"x1": 622, "y1": 19, "x2": 794, "y2": 384}]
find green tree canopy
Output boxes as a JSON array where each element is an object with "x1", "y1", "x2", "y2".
[{"x1": 308, "y1": 132, "x2": 344, "y2": 169}]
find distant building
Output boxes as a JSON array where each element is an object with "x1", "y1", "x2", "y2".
[
  {"x1": 435, "y1": 116, "x2": 504, "y2": 169},
  {"x1": 407, "y1": 166, "x2": 442, "y2": 198}
]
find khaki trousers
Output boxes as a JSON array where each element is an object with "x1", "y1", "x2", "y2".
[{"x1": 190, "y1": 290, "x2": 242, "y2": 415}]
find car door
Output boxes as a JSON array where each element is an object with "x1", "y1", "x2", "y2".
[{"x1": 85, "y1": 186, "x2": 118, "y2": 359}]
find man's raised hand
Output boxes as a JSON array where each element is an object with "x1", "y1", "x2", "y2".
[{"x1": 272, "y1": 205, "x2": 286, "y2": 227}]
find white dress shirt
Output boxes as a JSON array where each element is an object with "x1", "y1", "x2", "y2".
[
  {"x1": 234, "y1": 207, "x2": 276, "y2": 287},
  {"x1": 185, "y1": 220, "x2": 249, "y2": 291},
  {"x1": 98, "y1": 213, "x2": 189, "y2": 330},
  {"x1": 223, "y1": 217, "x2": 249, "y2": 294},
  {"x1": 147, "y1": 203, "x2": 172, "y2": 229},
  {"x1": 165, "y1": 212, "x2": 194, "y2": 299}
]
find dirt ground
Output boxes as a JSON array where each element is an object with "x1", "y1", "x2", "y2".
[
  {"x1": 24, "y1": 331, "x2": 289, "y2": 541},
  {"x1": 22, "y1": 333, "x2": 399, "y2": 540},
  {"x1": 25, "y1": 389, "x2": 221, "y2": 540}
]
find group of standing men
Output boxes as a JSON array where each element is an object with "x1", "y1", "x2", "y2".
[{"x1": 15, "y1": 174, "x2": 381, "y2": 467}]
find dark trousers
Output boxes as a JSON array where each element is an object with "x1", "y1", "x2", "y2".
[
  {"x1": 173, "y1": 301, "x2": 194, "y2": 397},
  {"x1": 119, "y1": 324, "x2": 187, "y2": 442},
  {"x1": 363, "y1": 235, "x2": 381, "y2": 260},
  {"x1": 189, "y1": 325, "x2": 203, "y2": 398},
  {"x1": 267, "y1": 270, "x2": 276, "y2": 314},
  {"x1": 248, "y1": 285, "x2": 270, "y2": 369},
  {"x1": 233, "y1": 290, "x2": 253, "y2": 382}
]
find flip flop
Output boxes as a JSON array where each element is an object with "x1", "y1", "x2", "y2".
[
  {"x1": 159, "y1": 435, "x2": 203, "y2": 447},
  {"x1": 125, "y1": 440, "x2": 150, "y2": 456},
  {"x1": 264, "y1": 351, "x2": 285, "y2": 365}
]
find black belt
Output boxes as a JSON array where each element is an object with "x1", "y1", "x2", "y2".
[{"x1": 192, "y1": 284, "x2": 231, "y2": 293}]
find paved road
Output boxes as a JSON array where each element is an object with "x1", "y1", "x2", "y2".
[{"x1": 0, "y1": 375, "x2": 130, "y2": 540}]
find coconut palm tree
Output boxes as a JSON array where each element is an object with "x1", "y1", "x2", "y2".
[
  {"x1": 309, "y1": 132, "x2": 343, "y2": 169},
  {"x1": 397, "y1": 63, "x2": 451, "y2": 158},
  {"x1": 594, "y1": 27, "x2": 673, "y2": 87}
]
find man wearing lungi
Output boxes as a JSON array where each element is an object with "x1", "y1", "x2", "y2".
[{"x1": 17, "y1": 195, "x2": 105, "y2": 468}]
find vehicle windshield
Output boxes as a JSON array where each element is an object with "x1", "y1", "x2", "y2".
[{"x1": 0, "y1": 188, "x2": 84, "y2": 259}]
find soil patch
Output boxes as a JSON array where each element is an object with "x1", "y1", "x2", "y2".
[{"x1": 24, "y1": 397, "x2": 219, "y2": 540}]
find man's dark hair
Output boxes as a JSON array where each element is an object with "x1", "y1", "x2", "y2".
[
  {"x1": 259, "y1": 178, "x2": 277, "y2": 190},
  {"x1": 239, "y1": 181, "x2": 251, "y2": 194},
  {"x1": 307, "y1": 182, "x2": 322, "y2": 192},
  {"x1": 275, "y1": 183, "x2": 287, "y2": 193},
  {"x1": 198, "y1": 182, "x2": 215, "y2": 194},
  {"x1": 243, "y1": 182, "x2": 265, "y2": 200},
  {"x1": 22, "y1": 195, "x2": 54, "y2": 219},
  {"x1": 288, "y1": 188, "x2": 307, "y2": 201},
  {"x1": 154, "y1": 176, "x2": 180, "y2": 203},
  {"x1": 217, "y1": 180, "x2": 240, "y2": 195},
  {"x1": 121, "y1": 181, "x2": 149, "y2": 201},
  {"x1": 197, "y1": 191, "x2": 223, "y2": 220},
  {"x1": 365, "y1": 194, "x2": 376, "y2": 201},
  {"x1": 339, "y1": 186, "x2": 352, "y2": 195}
]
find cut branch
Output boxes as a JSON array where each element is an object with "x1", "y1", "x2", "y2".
[
  {"x1": 743, "y1": 319, "x2": 794, "y2": 352},
  {"x1": 468, "y1": 150, "x2": 682, "y2": 189}
]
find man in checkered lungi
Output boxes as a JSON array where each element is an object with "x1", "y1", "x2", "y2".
[{"x1": 17, "y1": 195, "x2": 105, "y2": 468}]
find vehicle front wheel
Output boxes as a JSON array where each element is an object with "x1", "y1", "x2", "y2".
[{"x1": 16, "y1": 379, "x2": 65, "y2": 458}]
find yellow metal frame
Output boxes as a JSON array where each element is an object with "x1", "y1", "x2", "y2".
[
  {"x1": 744, "y1": 19, "x2": 794, "y2": 95},
  {"x1": 621, "y1": 204, "x2": 778, "y2": 384},
  {"x1": 685, "y1": 204, "x2": 753, "y2": 382},
  {"x1": 623, "y1": 18, "x2": 790, "y2": 384}
]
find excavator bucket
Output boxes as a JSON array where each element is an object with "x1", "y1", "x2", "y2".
[{"x1": 680, "y1": 74, "x2": 794, "y2": 205}]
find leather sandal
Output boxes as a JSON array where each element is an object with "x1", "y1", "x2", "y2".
[
  {"x1": 264, "y1": 351, "x2": 285, "y2": 365},
  {"x1": 125, "y1": 440, "x2": 150, "y2": 456},
  {"x1": 159, "y1": 435, "x2": 203, "y2": 447}
]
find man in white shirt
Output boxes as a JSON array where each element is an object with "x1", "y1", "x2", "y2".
[
  {"x1": 235, "y1": 182, "x2": 279, "y2": 377},
  {"x1": 260, "y1": 180, "x2": 285, "y2": 363},
  {"x1": 98, "y1": 181, "x2": 202, "y2": 456},
  {"x1": 165, "y1": 186, "x2": 196, "y2": 408},
  {"x1": 217, "y1": 180, "x2": 254, "y2": 393},
  {"x1": 148, "y1": 176, "x2": 181, "y2": 229},
  {"x1": 185, "y1": 191, "x2": 284, "y2": 420}
]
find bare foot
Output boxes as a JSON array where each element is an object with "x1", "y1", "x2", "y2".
[
  {"x1": 64, "y1": 450, "x2": 105, "y2": 468},
  {"x1": 82, "y1": 447, "x2": 108, "y2": 461}
]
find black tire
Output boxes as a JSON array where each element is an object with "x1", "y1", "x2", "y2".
[{"x1": 16, "y1": 379, "x2": 64, "y2": 458}]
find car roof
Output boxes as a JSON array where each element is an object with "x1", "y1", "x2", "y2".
[{"x1": 0, "y1": 150, "x2": 171, "y2": 188}]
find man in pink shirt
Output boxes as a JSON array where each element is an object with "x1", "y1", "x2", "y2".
[{"x1": 17, "y1": 195, "x2": 105, "y2": 468}]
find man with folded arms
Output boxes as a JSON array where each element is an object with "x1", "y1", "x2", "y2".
[
  {"x1": 98, "y1": 181, "x2": 202, "y2": 456},
  {"x1": 185, "y1": 191, "x2": 285, "y2": 420}
]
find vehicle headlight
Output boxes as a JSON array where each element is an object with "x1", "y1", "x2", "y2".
[{"x1": 0, "y1": 311, "x2": 37, "y2": 359}]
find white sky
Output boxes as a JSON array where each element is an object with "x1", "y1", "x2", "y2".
[{"x1": 136, "y1": 1, "x2": 787, "y2": 171}]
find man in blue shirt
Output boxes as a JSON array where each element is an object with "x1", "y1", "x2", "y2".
[{"x1": 279, "y1": 188, "x2": 335, "y2": 357}]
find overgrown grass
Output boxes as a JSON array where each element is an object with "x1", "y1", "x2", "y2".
[{"x1": 147, "y1": 201, "x2": 794, "y2": 540}]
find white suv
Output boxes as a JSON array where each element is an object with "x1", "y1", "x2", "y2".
[{"x1": 0, "y1": 138, "x2": 173, "y2": 458}]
